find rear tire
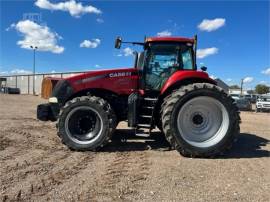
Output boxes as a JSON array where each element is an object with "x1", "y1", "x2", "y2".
[
  {"x1": 57, "y1": 96, "x2": 117, "y2": 151},
  {"x1": 161, "y1": 83, "x2": 240, "y2": 157}
]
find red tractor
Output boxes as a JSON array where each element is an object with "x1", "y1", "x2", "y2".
[{"x1": 37, "y1": 36, "x2": 240, "y2": 157}]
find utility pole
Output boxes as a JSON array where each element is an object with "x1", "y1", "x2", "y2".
[
  {"x1": 30, "y1": 46, "x2": 38, "y2": 95},
  {"x1": 240, "y1": 78, "x2": 244, "y2": 96}
]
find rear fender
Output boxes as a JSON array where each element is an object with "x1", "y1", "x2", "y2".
[
  {"x1": 153, "y1": 71, "x2": 216, "y2": 127},
  {"x1": 160, "y1": 71, "x2": 216, "y2": 96}
]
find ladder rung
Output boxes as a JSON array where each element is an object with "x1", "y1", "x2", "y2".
[
  {"x1": 142, "y1": 106, "x2": 154, "y2": 109},
  {"x1": 137, "y1": 124, "x2": 151, "y2": 129},
  {"x1": 136, "y1": 133, "x2": 150, "y2": 137},
  {"x1": 144, "y1": 97, "x2": 158, "y2": 101},
  {"x1": 140, "y1": 115, "x2": 152, "y2": 118}
]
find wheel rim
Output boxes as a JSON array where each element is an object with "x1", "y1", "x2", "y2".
[
  {"x1": 65, "y1": 106, "x2": 103, "y2": 145},
  {"x1": 177, "y1": 96, "x2": 229, "y2": 148}
]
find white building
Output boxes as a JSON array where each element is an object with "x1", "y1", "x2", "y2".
[{"x1": 229, "y1": 88, "x2": 249, "y2": 95}]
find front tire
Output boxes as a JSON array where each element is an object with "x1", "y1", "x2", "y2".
[
  {"x1": 57, "y1": 96, "x2": 117, "y2": 151},
  {"x1": 162, "y1": 83, "x2": 240, "y2": 157}
]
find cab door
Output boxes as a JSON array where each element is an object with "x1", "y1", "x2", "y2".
[
  {"x1": 143, "y1": 43, "x2": 195, "y2": 91},
  {"x1": 144, "y1": 43, "x2": 180, "y2": 91},
  {"x1": 136, "y1": 52, "x2": 146, "y2": 90}
]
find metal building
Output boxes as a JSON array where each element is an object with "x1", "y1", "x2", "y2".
[{"x1": 0, "y1": 71, "x2": 87, "y2": 95}]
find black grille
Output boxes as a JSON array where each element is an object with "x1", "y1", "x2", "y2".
[{"x1": 52, "y1": 80, "x2": 73, "y2": 106}]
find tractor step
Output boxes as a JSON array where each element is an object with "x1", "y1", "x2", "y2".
[
  {"x1": 140, "y1": 115, "x2": 152, "y2": 118},
  {"x1": 137, "y1": 124, "x2": 151, "y2": 129},
  {"x1": 135, "y1": 131, "x2": 150, "y2": 138},
  {"x1": 144, "y1": 97, "x2": 158, "y2": 101},
  {"x1": 136, "y1": 96, "x2": 158, "y2": 131},
  {"x1": 142, "y1": 106, "x2": 154, "y2": 109}
]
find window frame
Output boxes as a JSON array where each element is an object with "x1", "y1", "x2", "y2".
[{"x1": 144, "y1": 42, "x2": 196, "y2": 72}]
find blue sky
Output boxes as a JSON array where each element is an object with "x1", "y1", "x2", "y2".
[{"x1": 0, "y1": 0, "x2": 269, "y2": 88}]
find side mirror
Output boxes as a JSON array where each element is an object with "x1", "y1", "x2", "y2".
[
  {"x1": 201, "y1": 66, "x2": 207, "y2": 71},
  {"x1": 115, "y1": 36, "x2": 122, "y2": 49}
]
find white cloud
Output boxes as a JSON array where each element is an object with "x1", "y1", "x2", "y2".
[
  {"x1": 243, "y1": 77, "x2": 254, "y2": 83},
  {"x1": 0, "y1": 68, "x2": 32, "y2": 75},
  {"x1": 198, "y1": 18, "x2": 226, "y2": 32},
  {"x1": 226, "y1": 78, "x2": 232, "y2": 82},
  {"x1": 261, "y1": 67, "x2": 270, "y2": 76},
  {"x1": 14, "y1": 20, "x2": 64, "y2": 54},
  {"x1": 157, "y1": 30, "x2": 172, "y2": 37},
  {"x1": 116, "y1": 47, "x2": 134, "y2": 57},
  {"x1": 95, "y1": 64, "x2": 100, "y2": 68},
  {"x1": 96, "y1": 18, "x2": 104, "y2": 23},
  {"x1": 123, "y1": 47, "x2": 133, "y2": 56},
  {"x1": 199, "y1": 62, "x2": 204, "y2": 66},
  {"x1": 5, "y1": 23, "x2": 16, "y2": 31},
  {"x1": 35, "y1": 0, "x2": 101, "y2": 17},
  {"x1": 259, "y1": 81, "x2": 270, "y2": 86},
  {"x1": 0, "y1": 71, "x2": 9, "y2": 75},
  {"x1": 11, "y1": 69, "x2": 32, "y2": 74},
  {"x1": 80, "y1": 39, "x2": 101, "y2": 48},
  {"x1": 209, "y1": 75, "x2": 217, "y2": 80},
  {"x1": 117, "y1": 47, "x2": 134, "y2": 57},
  {"x1": 197, "y1": 47, "x2": 218, "y2": 59}
]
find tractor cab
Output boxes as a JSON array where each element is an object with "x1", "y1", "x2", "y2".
[
  {"x1": 141, "y1": 39, "x2": 195, "y2": 91},
  {"x1": 116, "y1": 36, "x2": 197, "y2": 92}
]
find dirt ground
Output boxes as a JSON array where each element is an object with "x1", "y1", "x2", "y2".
[{"x1": 0, "y1": 94, "x2": 269, "y2": 202}]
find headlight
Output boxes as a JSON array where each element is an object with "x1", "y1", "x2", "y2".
[{"x1": 49, "y1": 97, "x2": 58, "y2": 103}]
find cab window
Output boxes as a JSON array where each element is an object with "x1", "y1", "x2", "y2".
[
  {"x1": 182, "y1": 48, "x2": 193, "y2": 70},
  {"x1": 144, "y1": 43, "x2": 194, "y2": 90}
]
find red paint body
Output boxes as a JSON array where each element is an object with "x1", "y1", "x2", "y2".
[
  {"x1": 63, "y1": 37, "x2": 215, "y2": 96},
  {"x1": 160, "y1": 71, "x2": 214, "y2": 94},
  {"x1": 146, "y1": 36, "x2": 195, "y2": 43},
  {"x1": 66, "y1": 68, "x2": 138, "y2": 94},
  {"x1": 65, "y1": 68, "x2": 214, "y2": 96}
]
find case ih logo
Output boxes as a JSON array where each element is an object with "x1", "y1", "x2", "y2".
[{"x1": 109, "y1": 72, "x2": 132, "y2": 77}]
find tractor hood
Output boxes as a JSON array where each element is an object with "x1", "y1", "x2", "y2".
[
  {"x1": 41, "y1": 68, "x2": 137, "y2": 100},
  {"x1": 65, "y1": 67, "x2": 136, "y2": 84},
  {"x1": 64, "y1": 67, "x2": 138, "y2": 95}
]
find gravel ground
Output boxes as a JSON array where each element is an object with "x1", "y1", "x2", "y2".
[{"x1": 0, "y1": 94, "x2": 269, "y2": 202}]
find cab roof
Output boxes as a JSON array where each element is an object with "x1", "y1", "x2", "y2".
[{"x1": 146, "y1": 36, "x2": 195, "y2": 43}]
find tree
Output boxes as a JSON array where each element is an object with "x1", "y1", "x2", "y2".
[
  {"x1": 255, "y1": 84, "x2": 270, "y2": 94},
  {"x1": 229, "y1": 85, "x2": 240, "y2": 89}
]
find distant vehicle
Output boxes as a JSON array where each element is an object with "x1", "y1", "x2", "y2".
[
  {"x1": 230, "y1": 94, "x2": 241, "y2": 100},
  {"x1": 256, "y1": 95, "x2": 270, "y2": 112},
  {"x1": 0, "y1": 87, "x2": 20, "y2": 94},
  {"x1": 244, "y1": 94, "x2": 257, "y2": 103},
  {"x1": 236, "y1": 98, "x2": 252, "y2": 111}
]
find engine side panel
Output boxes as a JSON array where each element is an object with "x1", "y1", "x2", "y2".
[{"x1": 66, "y1": 68, "x2": 138, "y2": 95}]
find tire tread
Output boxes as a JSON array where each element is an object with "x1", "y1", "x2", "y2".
[
  {"x1": 161, "y1": 83, "x2": 240, "y2": 157},
  {"x1": 57, "y1": 96, "x2": 117, "y2": 151}
]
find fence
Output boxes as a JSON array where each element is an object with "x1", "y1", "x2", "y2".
[{"x1": 0, "y1": 71, "x2": 87, "y2": 95}]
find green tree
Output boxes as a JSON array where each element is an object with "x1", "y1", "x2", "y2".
[{"x1": 255, "y1": 84, "x2": 270, "y2": 94}]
